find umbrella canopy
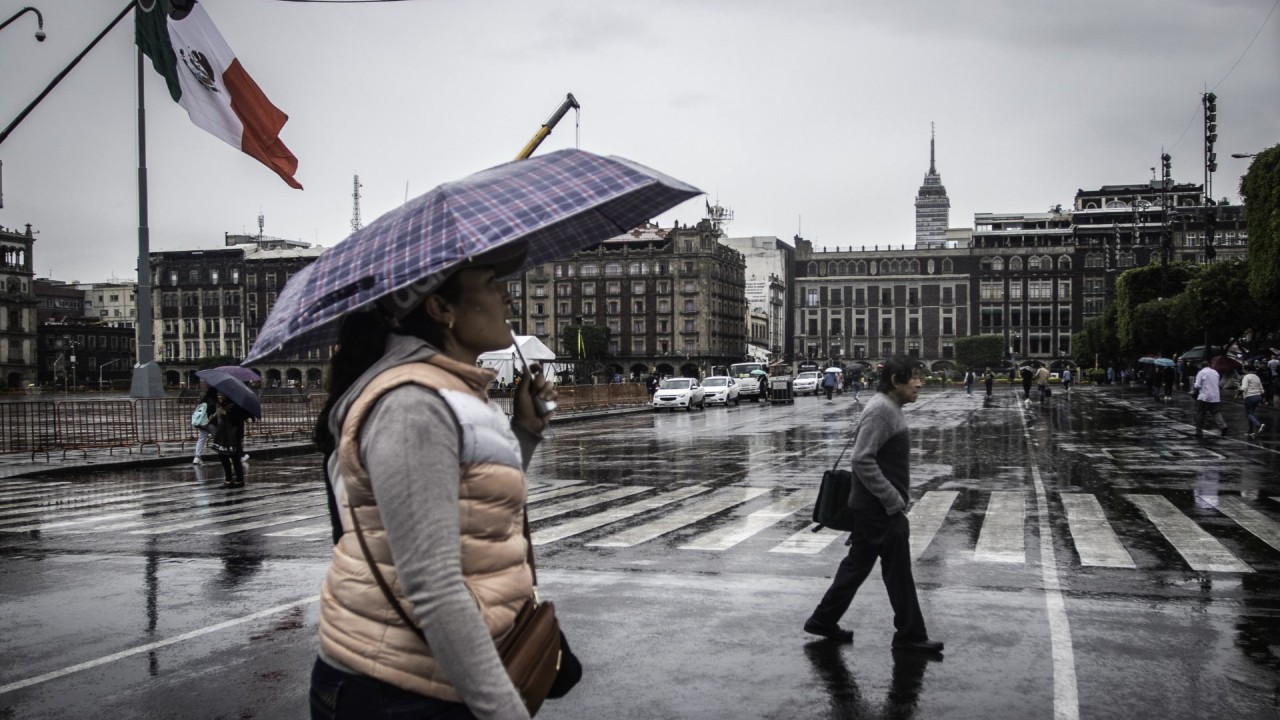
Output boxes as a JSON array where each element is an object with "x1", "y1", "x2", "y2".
[
  {"x1": 212, "y1": 365, "x2": 260, "y2": 383},
  {"x1": 1137, "y1": 356, "x2": 1157, "y2": 364},
  {"x1": 1177, "y1": 345, "x2": 1223, "y2": 363},
  {"x1": 244, "y1": 149, "x2": 702, "y2": 365},
  {"x1": 824, "y1": 367, "x2": 842, "y2": 374},
  {"x1": 1154, "y1": 357, "x2": 1175, "y2": 368},
  {"x1": 1210, "y1": 354, "x2": 1242, "y2": 374},
  {"x1": 749, "y1": 369, "x2": 769, "y2": 377},
  {"x1": 195, "y1": 368, "x2": 262, "y2": 419}
]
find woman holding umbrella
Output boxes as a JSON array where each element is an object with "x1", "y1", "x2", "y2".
[
  {"x1": 210, "y1": 390, "x2": 253, "y2": 488},
  {"x1": 309, "y1": 243, "x2": 562, "y2": 719}
]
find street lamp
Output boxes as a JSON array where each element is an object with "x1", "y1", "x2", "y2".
[
  {"x1": 98, "y1": 358, "x2": 122, "y2": 391},
  {"x1": 0, "y1": 6, "x2": 45, "y2": 41}
]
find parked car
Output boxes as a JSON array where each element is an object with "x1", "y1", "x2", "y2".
[
  {"x1": 701, "y1": 376, "x2": 740, "y2": 406},
  {"x1": 793, "y1": 371, "x2": 822, "y2": 396},
  {"x1": 652, "y1": 377, "x2": 705, "y2": 411}
]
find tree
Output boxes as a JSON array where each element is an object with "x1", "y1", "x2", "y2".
[
  {"x1": 1073, "y1": 303, "x2": 1120, "y2": 368},
  {"x1": 1130, "y1": 297, "x2": 1196, "y2": 356},
  {"x1": 1113, "y1": 261, "x2": 1199, "y2": 354},
  {"x1": 955, "y1": 334, "x2": 1004, "y2": 369},
  {"x1": 1240, "y1": 144, "x2": 1280, "y2": 331},
  {"x1": 560, "y1": 325, "x2": 610, "y2": 362},
  {"x1": 1179, "y1": 258, "x2": 1263, "y2": 346}
]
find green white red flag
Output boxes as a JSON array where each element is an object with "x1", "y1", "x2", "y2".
[{"x1": 136, "y1": 0, "x2": 302, "y2": 189}]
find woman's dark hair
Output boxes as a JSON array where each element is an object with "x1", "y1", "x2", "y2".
[
  {"x1": 876, "y1": 355, "x2": 920, "y2": 394},
  {"x1": 312, "y1": 271, "x2": 467, "y2": 456},
  {"x1": 201, "y1": 386, "x2": 219, "y2": 406}
]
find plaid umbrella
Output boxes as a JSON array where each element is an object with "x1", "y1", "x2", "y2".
[{"x1": 244, "y1": 149, "x2": 701, "y2": 365}]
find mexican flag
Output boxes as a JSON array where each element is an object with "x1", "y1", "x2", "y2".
[{"x1": 136, "y1": 0, "x2": 302, "y2": 189}]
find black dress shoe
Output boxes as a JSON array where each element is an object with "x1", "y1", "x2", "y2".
[
  {"x1": 892, "y1": 637, "x2": 944, "y2": 654},
  {"x1": 804, "y1": 618, "x2": 854, "y2": 642}
]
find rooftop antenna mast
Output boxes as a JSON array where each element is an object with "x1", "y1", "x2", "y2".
[
  {"x1": 257, "y1": 210, "x2": 264, "y2": 241},
  {"x1": 352, "y1": 174, "x2": 363, "y2": 232}
]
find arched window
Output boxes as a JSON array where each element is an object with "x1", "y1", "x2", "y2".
[
  {"x1": 889, "y1": 260, "x2": 899, "y2": 274},
  {"x1": 909, "y1": 259, "x2": 920, "y2": 273},
  {"x1": 879, "y1": 260, "x2": 890, "y2": 275},
  {"x1": 942, "y1": 258, "x2": 953, "y2": 273},
  {"x1": 991, "y1": 257, "x2": 1004, "y2": 271},
  {"x1": 837, "y1": 261, "x2": 848, "y2": 276},
  {"x1": 856, "y1": 261, "x2": 867, "y2": 275},
  {"x1": 628, "y1": 262, "x2": 641, "y2": 275},
  {"x1": 604, "y1": 262, "x2": 622, "y2": 276},
  {"x1": 980, "y1": 257, "x2": 993, "y2": 270},
  {"x1": 829, "y1": 261, "x2": 839, "y2": 276},
  {"x1": 1085, "y1": 253, "x2": 1104, "y2": 268},
  {"x1": 1010, "y1": 256, "x2": 1023, "y2": 271},
  {"x1": 1028, "y1": 256, "x2": 1042, "y2": 270},
  {"x1": 1057, "y1": 255, "x2": 1072, "y2": 270},
  {"x1": 807, "y1": 261, "x2": 818, "y2": 276}
]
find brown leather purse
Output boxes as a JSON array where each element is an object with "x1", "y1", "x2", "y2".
[{"x1": 348, "y1": 504, "x2": 572, "y2": 715}]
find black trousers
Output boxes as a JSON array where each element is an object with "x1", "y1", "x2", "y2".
[
  {"x1": 811, "y1": 510, "x2": 928, "y2": 643},
  {"x1": 310, "y1": 658, "x2": 475, "y2": 719},
  {"x1": 218, "y1": 452, "x2": 244, "y2": 484}
]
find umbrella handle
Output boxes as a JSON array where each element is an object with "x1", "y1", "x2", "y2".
[{"x1": 511, "y1": 330, "x2": 556, "y2": 417}]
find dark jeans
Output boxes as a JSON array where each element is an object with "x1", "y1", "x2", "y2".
[
  {"x1": 811, "y1": 510, "x2": 928, "y2": 643},
  {"x1": 1244, "y1": 395, "x2": 1262, "y2": 431},
  {"x1": 218, "y1": 452, "x2": 244, "y2": 484},
  {"x1": 310, "y1": 658, "x2": 476, "y2": 720},
  {"x1": 1195, "y1": 400, "x2": 1227, "y2": 431}
]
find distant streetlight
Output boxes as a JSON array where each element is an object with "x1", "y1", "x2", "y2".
[
  {"x1": 99, "y1": 358, "x2": 123, "y2": 391},
  {"x1": 1230, "y1": 152, "x2": 1257, "y2": 159},
  {"x1": 0, "y1": 6, "x2": 46, "y2": 42}
]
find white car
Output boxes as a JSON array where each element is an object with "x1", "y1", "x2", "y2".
[
  {"x1": 793, "y1": 371, "x2": 822, "y2": 396},
  {"x1": 652, "y1": 378, "x2": 706, "y2": 411},
  {"x1": 701, "y1": 376, "x2": 740, "y2": 406}
]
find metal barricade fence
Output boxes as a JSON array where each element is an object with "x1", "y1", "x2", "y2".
[
  {"x1": 249, "y1": 395, "x2": 319, "y2": 442},
  {"x1": 135, "y1": 398, "x2": 200, "y2": 454},
  {"x1": 55, "y1": 400, "x2": 137, "y2": 458},
  {"x1": 0, "y1": 401, "x2": 58, "y2": 460}
]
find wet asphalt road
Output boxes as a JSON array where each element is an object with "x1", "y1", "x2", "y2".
[{"x1": 1, "y1": 385, "x2": 1278, "y2": 719}]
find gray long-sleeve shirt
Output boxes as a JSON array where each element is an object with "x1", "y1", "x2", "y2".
[
  {"x1": 320, "y1": 333, "x2": 537, "y2": 720},
  {"x1": 847, "y1": 391, "x2": 911, "y2": 516}
]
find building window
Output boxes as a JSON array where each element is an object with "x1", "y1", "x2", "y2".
[
  {"x1": 583, "y1": 300, "x2": 595, "y2": 314},
  {"x1": 633, "y1": 300, "x2": 645, "y2": 313},
  {"x1": 855, "y1": 288, "x2": 865, "y2": 305},
  {"x1": 657, "y1": 298, "x2": 670, "y2": 313},
  {"x1": 942, "y1": 341, "x2": 953, "y2": 359},
  {"x1": 632, "y1": 337, "x2": 645, "y2": 354},
  {"x1": 607, "y1": 300, "x2": 619, "y2": 314},
  {"x1": 991, "y1": 257, "x2": 1004, "y2": 271},
  {"x1": 908, "y1": 340, "x2": 920, "y2": 358},
  {"x1": 533, "y1": 285, "x2": 546, "y2": 297},
  {"x1": 1010, "y1": 256, "x2": 1023, "y2": 271},
  {"x1": 831, "y1": 318, "x2": 842, "y2": 335},
  {"x1": 881, "y1": 289, "x2": 892, "y2": 305},
  {"x1": 979, "y1": 280, "x2": 1003, "y2": 301},
  {"x1": 807, "y1": 318, "x2": 818, "y2": 335},
  {"x1": 909, "y1": 317, "x2": 919, "y2": 335},
  {"x1": 1058, "y1": 280, "x2": 1071, "y2": 300},
  {"x1": 210, "y1": 269, "x2": 219, "y2": 284},
  {"x1": 684, "y1": 319, "x2": 696, "y2": 332},
  {"x1": 657, "y1": 281, "x2": 670, "y2": 294},
  {"x1": 683, "y1": 299, "x2": 695, "y2": 312},
  {"x1": 582, "y1": 282, "x2": 595, "y2": 296},
  {"x1": 942, "y1": 286, "x2": 953, "y2": 305},
  {"x1": 1029, "y1": 281, "x2": 1053, "y2": 300},
  {"x1": 855, "y1": 318, "x2": 866, "y2": 335},
  {"x1": 558, "y1": 301, "x2": 570, "y2": 314},
  {"x1": 908, "y1": 288, "x2": 918, "y2": 305},
  {"x1": 806, "y1": 289, "x2": 819, "y2": 307},
  {"x1": 581, "y1": 264, "x2": 599, "y2": 277},
  {"x1": 684, "y1": 280, "x2": 696, "y2": 293},
  {"x1": 881, "y1": 318, "x2": 892, "y2": 335},
  {"x1": 881, "y1": 340, "x2": 894, "y2": 356},
  {"x1": 535, "y1": 321, "x2": 546, "y2": 335},
  {"x1": 607, "y1": 281, "x2": 621, "y2": 295},
  {"x1": 942, "y1": 316, "x2": 953, "y2": 335},
  {"x1": 1009, "y1": 281, "x2": 1022, "y2": 300},
  {"x1": 632, "y1": 281, "x2": 645, "y2": 294},
  {"x1": 633, "y1": 319, "x2": 645, "y2": 333}
]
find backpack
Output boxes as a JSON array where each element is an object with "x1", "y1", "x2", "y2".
[{"x1": 191, "y1": 402, "x2": 210, "y2": 428}]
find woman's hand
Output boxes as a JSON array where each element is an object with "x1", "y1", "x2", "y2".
[{"x1": 513, "y1": 364, "x2": 557, "y2": 436}]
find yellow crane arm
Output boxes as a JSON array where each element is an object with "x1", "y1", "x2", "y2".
[{"x1": 515, "y1": 93, "x2": 580, "y2": 160}]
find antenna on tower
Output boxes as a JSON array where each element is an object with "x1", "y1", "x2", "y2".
[
  {"x1": 257, "y1": 210, "x2": 264, "y2": 241},
  {"x1": 352, "y1": 174, "x2": 363, "y2": 232},
  {"x1": 704, "y1": 196, "x2": 734, "y2": 233}
]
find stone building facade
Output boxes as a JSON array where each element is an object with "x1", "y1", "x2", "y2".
[
  {"x1": 0, "y1": 224, "x2": 38, "y2": 389},
  {"x1": 511, "y1": 220, "x2": 747, "y2": 380}
]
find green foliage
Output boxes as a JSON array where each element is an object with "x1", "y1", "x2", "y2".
[
  {"x1": 196, "y1": 355, "x2": 239, "y2": 370},
  {"x1": 560, "y1": 325, "x2": 610, "y2": 361},
  {"x1": 1240, "y1": 144, "x2": 1280, "y2": 329},
  {"x1": 1072, "y1": 304, "x2": 1120, "y2": 367},
  {"x1": 1129, "y1": 297, "x2": 1196, "y2": 356},
  {"x1": 1114, "y1": 261, "x2": 1199, "y2": 354},
  {"x1": 955, "y1": 334, "x2": 1005, "y2": 369},
  {"x1": 1178, "y1": 258, "x2": 1262, "y2": 344}
]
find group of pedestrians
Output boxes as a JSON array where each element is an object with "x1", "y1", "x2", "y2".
[{"x1": 191, "y1": 386, "x2": 253, "y2": 488}]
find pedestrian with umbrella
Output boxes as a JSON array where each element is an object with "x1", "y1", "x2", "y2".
[
  {"x1": 242, "y1": 150, "x2": 699, "y2": 720},
  {"x1": 196, "y1": 368, "x2": 262, "y2": 489}
]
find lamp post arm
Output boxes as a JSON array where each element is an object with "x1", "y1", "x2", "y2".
[{"x1": 0, "y1": 6, "x2": 43, "y2": 35}]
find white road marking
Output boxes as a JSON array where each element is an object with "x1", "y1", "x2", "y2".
[
  {"x1": 587, "y1": 487, "x2": 771, "y2": 547},
  {"x1": 909, "y1": 490, "x2": 958, "y2": 560},
  {"x1": 0, "y1": 485, "x2": 313, "y2": 531},
  {"x1": 769, "y1": 523, "x2": 845, "y2": 554},
  {"x1": 194, "y1": 513, "x2": 327, "y2": 535},
  {"x1": 974, "y1": 491, "x2": 1026, "y2": 563},
  {"x1": 527, "y1": 486, "x2": 653, "y2": 522},
  {"x1": 1060, "y1": 494, "x2": 1135, "y2": 569},
  {"x1": 1212, "y1": 496, "x2": 1280, "y2": 554},
  {"x1": 264, "y1": 523, "x2": 333, "y2": 538},
  {"x1": 0, "y1": 481, "x2": 199, "y2": 518},
  {"x1": 527, "y1": 483, "x2": 594, "y2": 502},
  {"x1": 1127, "y1": 494, "x2": 1253, "y2": 573},
  {"x1": 126, "y1": 499, "x2": 317, "y2": 535},
  {"x1": 1019, "y1": 408, "x2": 1079, "y2": 720},
  {"x1": 532, "y1": 485, "x2": 712, "y2": 545},
  {"x1": 0, "y1": 596, "x2": 320, "y2": 696},
  {"x1": 680, "y1": 493, "x2": 811, "y2": 551}
]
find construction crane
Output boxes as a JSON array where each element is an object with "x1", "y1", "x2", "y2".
[
  {"x1": 515, "y1": 93, "x2": 579, "y2": 160},
  {"x1": 351, "y1": 175, "x2": 362, "y2": 232}
]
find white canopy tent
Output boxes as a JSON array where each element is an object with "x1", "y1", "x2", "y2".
[{"x1": 477, "y1": 335, "x2": 561, "y2": 385}]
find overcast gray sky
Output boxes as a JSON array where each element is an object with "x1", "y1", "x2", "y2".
[{"x1": 2, "y1": 0, "x2": 1277, "y2": 283}]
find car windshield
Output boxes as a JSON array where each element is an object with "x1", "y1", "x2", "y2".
[
  {"x1": 797, "y1": 372, "x2": 820, "y2": 380},
  {"x1": 660, "y1": 379, "x2": 693, "y2": 390},
  {"x1": 703, "y1": 378, "x2": 727, "y2": 387}
]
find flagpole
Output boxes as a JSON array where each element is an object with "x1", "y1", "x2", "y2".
[{"x1": 130, "y1": 39, "x2": 163, "y2": 398}]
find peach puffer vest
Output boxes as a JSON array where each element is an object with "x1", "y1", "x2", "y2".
[{"x1": 318, "y1": 356, "x2": 532, "y2": 701}]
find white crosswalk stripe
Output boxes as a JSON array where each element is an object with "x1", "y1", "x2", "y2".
[
  {"x1": 587, "y1": 487, "x2": 771, "y2": 548},
  {"x1": 770, "y1": 524, "x2": 844, "y2": 554},
  {"x1": 527, "y1": 486, "x2": 652, "y2": 522},
  {"x1": 1060, "y1": 493, "x2": 1136, "y2": 568},
  {"x1": 680, "y1": 493, "x2": 811, "y2": 551},
  {"x1": 1127, "y1": 494, "x2": 1253, "y2": 573},
  {"x1": 1215, "y1": 496, "x2": 1280, "y2": 554},
  {"x1": 532, "y1": 485, "x2": 712, "y2": 546},
  {"x1": 909, "y1": 490, "x2": 958, "y2": 560},
  {"x1": 974, "y1": 491, "x2": 1026, "y2": 563}
]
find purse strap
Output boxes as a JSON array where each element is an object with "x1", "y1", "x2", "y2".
[
  {"x1": 347, "y1": 494, "x2": 537, "y2": 642},
  {"x1": 831, "y1": 412, "x2": 866, "y2": 472}
]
